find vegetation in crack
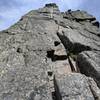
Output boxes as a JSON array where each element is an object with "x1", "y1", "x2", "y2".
[{"x1": 68, "y1": 52, "x2": 77, "y2": 61}]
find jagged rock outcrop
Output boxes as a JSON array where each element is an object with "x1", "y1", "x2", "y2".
[
  {"x1": 63, "y1": 10, "x2": 96, "y2": 21},
  {"x1": 0, "y1": 3, "x2": 100, "y2": 100}
]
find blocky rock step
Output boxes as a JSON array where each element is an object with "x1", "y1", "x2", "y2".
[{"x1": 54, "y1": 73, "x2": 100, "y2": 100}]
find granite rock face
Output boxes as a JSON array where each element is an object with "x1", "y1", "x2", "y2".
[
  {"x1": 0, "y1": 3, "x2": 100, "y2": 100},
  {"x1": 55, "y1": 73, "x2": 100, "y2": 100},
  {"x1": 77, "y1": 51, "x2": 100, "y2": 87}
]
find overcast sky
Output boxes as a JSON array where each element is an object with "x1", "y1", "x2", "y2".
[{"x1": 0, "y1": 0, "x2": 100, "y2": 30}]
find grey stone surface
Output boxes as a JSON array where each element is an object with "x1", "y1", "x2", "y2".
[
  {"x1": 55, "y1": 73, "x2": 95, "y2": 100},
  {"x1": 77, "y1": 51, "x2": 100, "y2": 87},
  {"x1": 56, "y1": 20, "x2": 100, "y2": 52},
  {"x1": 0, "y1": 4, "x2": 60, "y2": 99},
  {"x1": 63, "y1": 10, "x2": 96, "y2": 21},
  {"x1": 88, "y1": 77, "x2": 100, "y2": 100},
  {"x1": 0, "y1": 3, "x2": 100, "y2": 100},
  {"x1": 38, "y1": 3, "x2": 60, "y2": 14}
]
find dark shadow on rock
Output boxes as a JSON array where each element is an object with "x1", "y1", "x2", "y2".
[
  {"x1": 47, "y1": 50, "x2": 68, "y2": 62},
  {"x1": 54, "y1": 41, "x2": 60, "y2": 46},
  {"x1": 53, "y1": 76, "x2": 62, "y2": 100},
  {"x1": 91, "y1": 21, "x2": 99, "y2": 28},
  {"x1": 57, "y1": 32, "x2": 92, "y2": 54}
]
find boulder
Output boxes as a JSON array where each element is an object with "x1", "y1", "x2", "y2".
[
  {"x1": 77, "y1": 51, "x2": 100, "y2": 87},
  {"x1": 54, "y1": 73, "x2": 100, "y2": 100}
]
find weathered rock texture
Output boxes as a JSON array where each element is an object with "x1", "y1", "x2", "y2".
[{"x1": 0, "y1": 3, "x2": 100, "y2": 100}]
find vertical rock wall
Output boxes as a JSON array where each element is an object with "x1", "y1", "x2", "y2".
[{"x1": 0, "y1": 3, "x2": 100, "y2": 100}]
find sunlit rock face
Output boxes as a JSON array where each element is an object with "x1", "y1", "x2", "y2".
[{"x1": 0, "y1": 3, "x2": 100, "y2": 100}]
